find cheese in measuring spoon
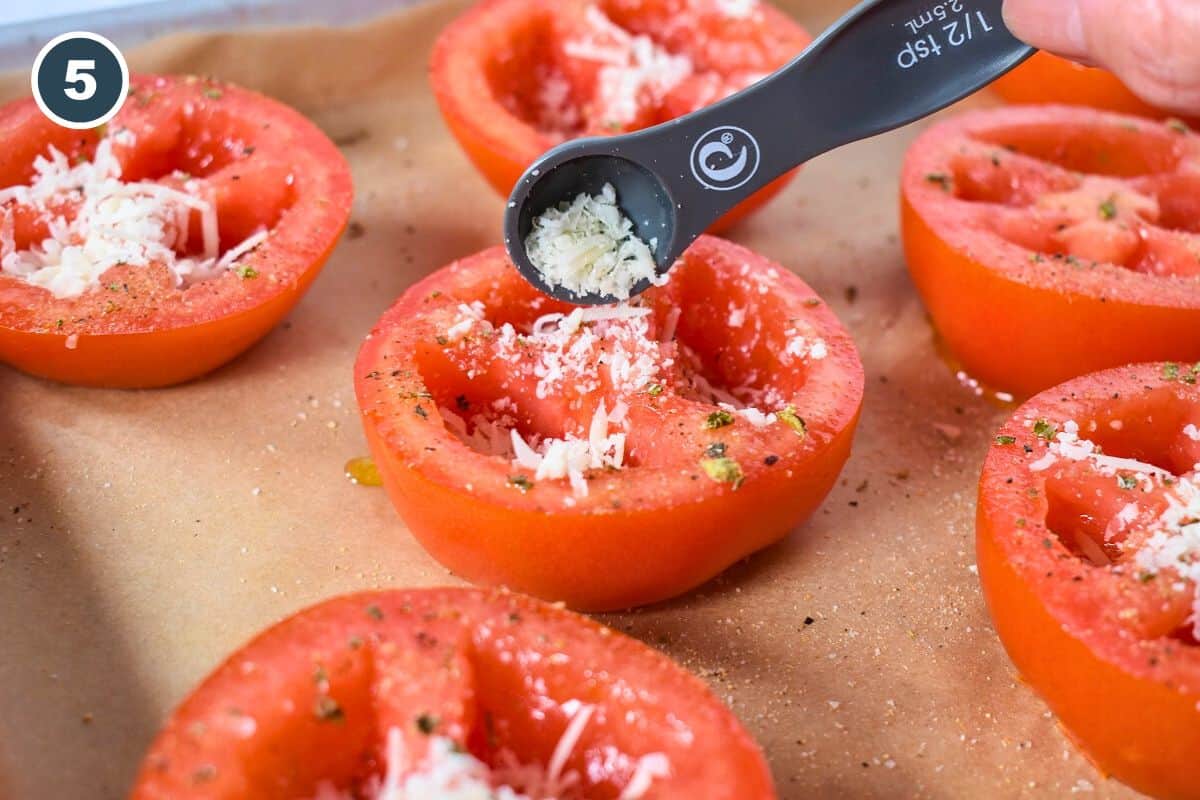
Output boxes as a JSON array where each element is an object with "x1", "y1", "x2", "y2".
[{"x1": 524, "y1": 182, "x2": 664, "y2": 301}]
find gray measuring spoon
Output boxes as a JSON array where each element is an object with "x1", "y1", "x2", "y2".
[{"x1": 504, "y1": 0, "x2": 1034, "y2": 305}]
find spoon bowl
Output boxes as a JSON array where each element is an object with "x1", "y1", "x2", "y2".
[{"x1": 504, "y1": 140, "x2": 679, "y2": 305}]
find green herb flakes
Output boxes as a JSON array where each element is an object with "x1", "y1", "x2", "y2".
[
  {"x1": 779, "y1": 406, "x2": 807, "y2": 437},
  {"x1": 700, "y1": 456, "x2": 745, "y2": 489},
  {"x1": 1033, "y1": 419, "x2": 1057, "y2": 441},
  {"x1": 995, "y1": 434, "x2": 1016, "y2": 445},
  {"x1": 704, "y1": 410, "x2": 734, "y2": 429},
  {"x1": 507, "y1": 475, "x2": 534, "y2": 493}
]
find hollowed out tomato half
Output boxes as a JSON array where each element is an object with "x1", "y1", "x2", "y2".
[
  {"x1": 0, "y1": 74, "x2": 352, "y2": 388},
  {"x1": 992, "y1": 52, "x2": 1199, "y2": 127},
  {"x1": 979, "y1": 362, "x2": 1200, "y2": 799},
  {"x1": 429, "y1": 0, "x2": 810, "y2": 233},
  {"x1": 902, "y1": 105, "x2": 1200, "y2": 397},
  {"x1": 354, "y1": 236, "x2": 863, "y2": 611},
  {"x1": 131, "y1": 588, "x2": 776, "y2": 799}
]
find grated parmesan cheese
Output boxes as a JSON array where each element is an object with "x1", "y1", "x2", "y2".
[
  {"x1": 564, "y1": 7, "x2": 693, "y2": 128},
  {"x1": 0, "y1": 131, "x2": 267, "y2": 298},
  {"x1": 712, "y1": 0, "x2": 761, "y2": 18},
  {"x1": 1027, "y1": 419, "x2": 1200, "y2": 634},
  {"x1": 439, "y1": 298, "x2": 804, "y2": 491},
  {"x1": 719, "y1": 401, "x2": 776, "y2": 428},
  {"x1": 1131, "y1": 477, "x2": 1200, "y2": 636},
  {"x1": 511, "y1": 401, "x2": 628, "y2": 497},
  {"x1": 446, "y1": 301, "x2": 491, "y2": 343},
  {"x1": 1185, "y1": 423, "x2": 1200, "y2": 442},
  {"x1": 309, "y1": 704, "x2": 668, "y2": 800},
  {"x1": 783, "y1": 325, "x2": 828, "y2": 362},
  {"x1": 525, "y1": 183, "x2": 663, "y2": 302},
  {"x1": 1028, "y1": 420, "x2": 1171, "y2": 490}
]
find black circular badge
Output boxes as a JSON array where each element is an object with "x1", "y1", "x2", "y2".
[{"x1": 32, "y1": 32, "x2": 128, "y2": 129}]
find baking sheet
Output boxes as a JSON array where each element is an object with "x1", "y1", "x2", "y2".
[{"x1": 0, "y1": 1, "x2": 1143, "y2": 798}]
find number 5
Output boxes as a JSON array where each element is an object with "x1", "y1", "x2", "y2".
[{"x1": 64, "y1": 59, "x2": 97, "y2": 101}]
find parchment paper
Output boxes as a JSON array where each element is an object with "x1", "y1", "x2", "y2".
[{"x1": 0, "y1": 2, "x2": 1145, "y2": 798}]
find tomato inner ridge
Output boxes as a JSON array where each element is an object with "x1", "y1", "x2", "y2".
[{"x1": 943, "y1": 132, "x2": 1200, "y2": 278}]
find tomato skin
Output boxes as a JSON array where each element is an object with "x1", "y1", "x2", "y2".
[
  {"x1": 992, "y1": 52, "x2": 1199, "y2": 126},
  {"x1": 429, "y1": 0, "x2": 809, "y2": 233},
  {"x1": 901, "y1": 106, "x2": 1200, "y2": 397},
  {"x1": 0, "y1": 75, "x2": 352, "y2": 388},
  {"x1": 365, "y1": 410, "x2": 856, "y2": 611},
  {"x1": 130, "y1": 587, "x2": 776, "y2": 799},
  {"x1": 355, "y1": 237, "x2": 863, "y2": 611},
  {"x1": 977, "y1": 364, "x2": 1200, "y2": 799}
]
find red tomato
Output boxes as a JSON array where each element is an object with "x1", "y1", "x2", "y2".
[
  {"x1": 992, "y1": 52, "x2": 1200, "y2": 127},
  {"x1": 0, "y1": 74, "x2": 352, "y2": 388},
  {"x1": 978, "y1": 362, "x2": 1200, "y2": 799},
  {"x1": 354, "y1": 236, "x2": 863, "y2": 611},
  {"x1": 901, "y1": 105, "x2": 1200, "y2": 398},
  {"x1": 429, "y1": 0, "x2": 810, "y2": 233},
  {"x1": 130, "y1": 587, "x2": 775, "y2": 799}
]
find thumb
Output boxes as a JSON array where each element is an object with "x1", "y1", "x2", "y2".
[{"x1": 1003, "y1": 0, "x2": 1200, "y2": 115}]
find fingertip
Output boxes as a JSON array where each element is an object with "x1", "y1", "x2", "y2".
[{"x1": 1002, "y1": 0, "x2": 1088, "y2": 59}]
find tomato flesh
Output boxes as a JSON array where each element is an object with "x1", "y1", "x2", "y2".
[
  {"x1": 902, "y1": 106, "x2": 1200, "y2": 397},
  {"x1": 978, "y1": 363, "x2": 1200, "y2": 799},
  {"x1": 429, "y1": 0, "x2": 810, "y2": 232},
  {"x1": 0, "y1": 74, "x2": 352, "y2": 387},
  {"x1": 354, "y1": 236, "x2": 864, "y2": 611},
  {"x1": 130, "y1": 587, "x2": 775, "y2": 799}
]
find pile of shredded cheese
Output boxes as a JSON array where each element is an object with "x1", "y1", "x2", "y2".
[
  {"x1": 442, "y1": 306, "x2": 657, "y2": 497},
  {"x1": 524, "y1": 183, "x2": 663, "y2": 302},
  {"x1": 310, "y1": 704, "x2": 669, "y2": 800},
  {"x1": 563, "y1": 6, "x2": 693, "y2": 129},
  {"x1": 1027, "y1": 419, "x2": 1200, "y2": 634},
  {"x1": 511, "y1": 401, "x2": 628, "y2": 497},
  {"x1": 1027, "y1": 420, "x2": 1172, "y2": 491},
  {"x1": 439, "y1": 299, "x2": 819, "y2": 497},
  {"x1": 0, "y1": 130, "x2": 267, "y2": 298},
  {"x1": 545, "y1": 2, "x2": 771, "y2": 133},
  {"x1": 1133, "y1": 475, "x2": 1200, "y2": 636}
]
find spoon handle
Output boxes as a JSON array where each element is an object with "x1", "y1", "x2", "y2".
[{"x1": 659, "y1": 0, "x2": 1033, "y2": 240}]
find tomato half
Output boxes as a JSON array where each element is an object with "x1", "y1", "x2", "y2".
[
  {"x1": 130, "y1": 587, "x2": 775, "y2": 799},
  {"x1": 978, "y1": 362, "x2": 1200, "y2": 799},
  {"x1": 354, "y1": 236, "x2": 863, "y2": 611},
  {"x1": 0, "y1": 74, "x2": 352, "y2": 388},
  {"x1": 902, "y1": 105, "x2": 1200, "y2": 398},
  {"x1": 429, "y1": 0, "x2": 810, "y2": 233},
  {"x1": 992, "y1": 52, "x2": 1200, "y2": 126}
]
